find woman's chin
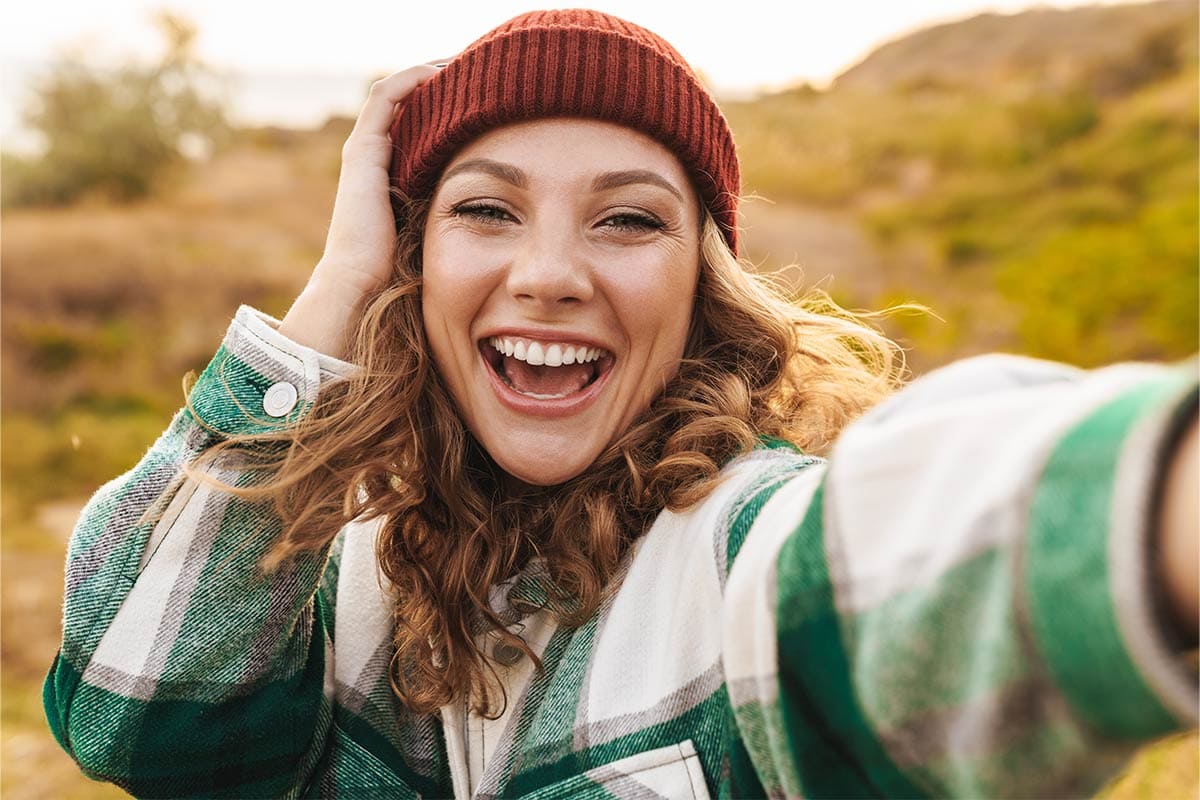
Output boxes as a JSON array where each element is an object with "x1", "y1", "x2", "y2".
[
  {"x1": 498, "y1": 463, "x2": 588, "y2": 488},
  {"x1": 488, "y1": 443, "x2": 597, "y2": 488}
]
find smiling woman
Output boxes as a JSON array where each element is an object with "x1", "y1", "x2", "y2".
[{"x1": 43, "y1": 8, "x2": 1197, "y2": 800}]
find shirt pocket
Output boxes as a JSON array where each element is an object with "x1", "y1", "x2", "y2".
[{"x1": 516, "y1": 739, "x2": 711, "y2": 799}]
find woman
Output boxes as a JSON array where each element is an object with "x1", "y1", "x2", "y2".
[{"x1": 46, "y1": 10, "x2": 1197, "y2": 799}]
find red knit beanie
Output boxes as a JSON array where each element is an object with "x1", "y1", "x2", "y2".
[{"x1": 388, "y1": 9, "x2": 741, "y2": 254}]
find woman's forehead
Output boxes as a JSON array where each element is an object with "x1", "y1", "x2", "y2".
[{"x1": 436, "y1": 118, "x2": 694, "y2": 196}]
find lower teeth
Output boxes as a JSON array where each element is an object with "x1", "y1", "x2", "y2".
[
  {"x1": 500, "y1": 375, "x2": 577, "y2": 400},
  {"x1": 519, "y1": 390, "x2": 573, "y2": 399},
  {"x1": 493, "y1": 353, "x2": 597, "y2": 399}
]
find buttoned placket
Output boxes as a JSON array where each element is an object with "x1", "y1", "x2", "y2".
[{"x1": 440, "y1": 601, "x2": 558, "y2": 798}]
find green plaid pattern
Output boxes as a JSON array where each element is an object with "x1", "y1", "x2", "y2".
[{"x1": 46, "y1": 308, "x2": 1197, "y2": 798}]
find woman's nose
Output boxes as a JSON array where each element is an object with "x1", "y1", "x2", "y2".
[{"x1": 505, "y1": 228, "x2": 595, "y2": 308}]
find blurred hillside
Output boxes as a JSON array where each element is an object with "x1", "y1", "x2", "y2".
[
  {"x1": 729, "y1": 0, "x2": 1197, "y2": 370},
  {"x1": 2, "y1": 2, "x2": 1197, "y2": 797},
  {"x1": 835, "y1": 0, "x2": 1195, "y2": 93}
]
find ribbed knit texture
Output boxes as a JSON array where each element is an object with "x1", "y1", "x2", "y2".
[{"x1": 388, "y1": 9, "x2": 742, "y2": 253}]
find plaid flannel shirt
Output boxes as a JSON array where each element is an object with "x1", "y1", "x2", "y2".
[{"x1": 46, "y1": 307, "x2": 1198, "y2": 798}]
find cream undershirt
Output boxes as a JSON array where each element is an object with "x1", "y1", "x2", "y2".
[{"x1": 441, "y1": 610, "x2": 558, "y2": 798}]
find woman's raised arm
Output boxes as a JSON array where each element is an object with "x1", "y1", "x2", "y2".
[{"x1": 44, "y1": 66, "x2": 440, "y2": 798}]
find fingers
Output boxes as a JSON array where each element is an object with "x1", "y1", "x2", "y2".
[
  {"x1": 286, "y1": 61, "x2": 455, "y2": 356},
  {"x1": 351, "y1": 63, "x2": 444, "y2": 139}
]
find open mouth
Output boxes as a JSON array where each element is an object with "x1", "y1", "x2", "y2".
[{"x1": 480, "y1": 336, "x2": 615, "y2": 400}]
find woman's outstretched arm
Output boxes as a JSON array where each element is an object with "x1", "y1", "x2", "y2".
[{"x1": 722, "y1": 355, "x2": 1198, "y2": 799}]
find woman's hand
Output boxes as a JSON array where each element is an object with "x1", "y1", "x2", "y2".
[
  {"x1": 1159, "y1": 412, "x2": 1199, "y2": 646},
  {"x1": 280, "y1": 64, "x2": 443, "y2": 359}
]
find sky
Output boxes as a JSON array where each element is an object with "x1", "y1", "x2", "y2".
[{"x1": 1, "y1": 0, "x2": 1139, "y2": 93}]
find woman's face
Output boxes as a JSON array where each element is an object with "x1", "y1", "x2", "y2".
[{"x1": 422, "y1": 118, "x2": 701, "y2": 486}]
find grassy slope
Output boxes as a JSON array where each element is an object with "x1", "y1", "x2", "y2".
[{"x1": 725, "y1": 1, "x2": 1198, "y2": 369}]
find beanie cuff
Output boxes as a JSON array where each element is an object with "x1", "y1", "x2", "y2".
[{"x1": 388, "y1": 11, "x2": 740, "y2": 253}]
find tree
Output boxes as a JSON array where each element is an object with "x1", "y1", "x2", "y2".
[{"x1": 2, "y1": 12, "x2": 228, "y2": 206}]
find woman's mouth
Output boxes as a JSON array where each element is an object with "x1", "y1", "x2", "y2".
[{"x1": 481, "y1": 336, "x2": 614, "y2": 400}]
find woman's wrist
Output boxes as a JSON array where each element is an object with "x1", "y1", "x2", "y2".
[
  {"x1": 279, "y1": 274, "x2": 369, "y2": 359},
  {"x1": 1157, "y1": 412, "x2": 1199, "y2": 648}
]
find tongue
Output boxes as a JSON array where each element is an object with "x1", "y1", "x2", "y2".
[{"x1": 505, "y1": 357, "x2": 592, "y2": 397}]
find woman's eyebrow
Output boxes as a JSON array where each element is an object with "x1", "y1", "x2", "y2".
[
  {"x1": 592, "y1": 170, "x2": 684, "y2": 201},
  {"x1": 439, "y1": 159, "x2": 528, "y2": 188}
]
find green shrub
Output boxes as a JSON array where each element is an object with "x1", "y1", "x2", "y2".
[
  {"x1": 2, "y1": 13, "x2": 226, "y2": 207},
  {"x1": 996, "y1": 194, "x2": 1198, "y2": 365},
  {"x1": 1013, "y1": 92, "x2": 1100, "y2": 160}
]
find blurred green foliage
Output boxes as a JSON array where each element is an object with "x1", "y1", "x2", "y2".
[
  {"x1": 998, "y1": 194, "x2": 1198, "y2": 364},
  {"x1": 2, "y1": 13, "x2": 227, "y2": 207}
]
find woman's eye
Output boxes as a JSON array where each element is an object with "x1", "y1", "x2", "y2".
[
  {"x1": 601, "y1": 212, "x2": 664, "y2": 232},
  {"x1": 453, "y1": 203, "x2": 514, "y2": 225}
]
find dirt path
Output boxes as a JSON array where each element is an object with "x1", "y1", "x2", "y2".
[{"x1": 738, "y1": 198, "x2": 888, "y2": 303}]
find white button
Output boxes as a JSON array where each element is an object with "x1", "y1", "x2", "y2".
[{"x1": 262, "y1": 381, "x2": 298, "y2": 417}]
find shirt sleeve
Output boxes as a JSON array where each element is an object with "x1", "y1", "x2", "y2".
[
  {"x1": 721, "y1": 354, "x2": 1199, "y2": 799},
  {"x1": 43, "y1": 306, "x2": 355, "y2": 799}
]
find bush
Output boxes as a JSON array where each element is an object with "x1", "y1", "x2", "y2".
[
  {"x1": 2, "y1": 13, "x2": 227, "y2": 207},
  {"x1": 1013, "y1": 91, "x2": 1100, "y2": 159},
  {"x1": 996, "y1": 193, "x2": 1199, "y2": 365}
]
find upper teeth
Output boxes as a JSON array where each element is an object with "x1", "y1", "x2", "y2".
[{"x1": 489, "y1": 337, "x2": 606, "y2": 367}]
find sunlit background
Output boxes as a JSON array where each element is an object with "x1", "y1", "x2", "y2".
[
  {"x1": 0, "y1": 0, "x2": 1151, "y2": 129},
  {"x1": 2, "y1": 1, "x2": 1197, "y2": 798}
]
